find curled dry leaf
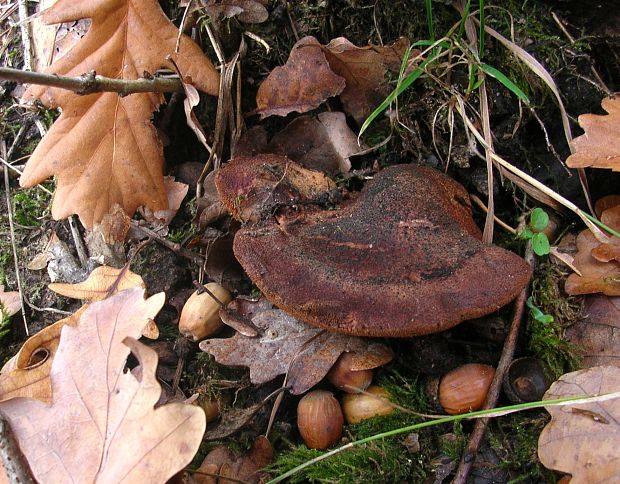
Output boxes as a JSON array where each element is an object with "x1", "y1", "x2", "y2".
[
  {"x1": 566, "y1": 96, "x2": 620, "y2": 171},
  {"x1": 200, "y1": 299, "x2": 393, "y2": 394},
  {"x1": 139, "y1": 176, "x2": 189, "y2": 229},
  {"x1": 21, "y1": 0, "x2": 219, "y2": 228},
  {"x1": 323, "y1": 37, "x2": 411, "y2": 123},
  {"x1": 565, "y1": 295, "x2": 620, "y2": 368},
  {"x1": 203, "y1": 401, "x2": 265, "y2": 441},
  {"x1": 256, "y1": 36, "x2": 346, "y2": 118},
  {"x1": 49, "y1": 264, "x2": 145, "y2": 301},
  {"x1": 217, "y1": 158, "x2": 531, "y2": 337},
  {"x1": 268, "y1": 112, "x2": 361, "y2": 175},
  {"x1": 205, "y1": 0, "x2": 269, "y2": 24},
  {"x1": 0, "y1": 286, "x2": 20, "y2": 318},
  {"x1": 195, "y1": 436, "x2": 273, "y2": 484},
  {"x1": 565, "y1": 230, "x2": 620, "y2": 296},
  {"x1": 538, "y1": 366, "x2": 620, "y2": 481},
  {"x1": 0, "y1": 288, "x2": 205, "y2": 483}
]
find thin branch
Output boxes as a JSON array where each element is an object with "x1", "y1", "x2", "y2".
[
  {"x1": 17, "y1": 0, "x2": 32, "y2": 71},
  {"x1": 0, "y1": 67, "x2": 184, "y2": 95},
  {"x1": 452, "y1": 237, "x2": 536, "y2": 484},
  {"x1": 1, "y1": 140, "x2": 29, "y2": 337}
]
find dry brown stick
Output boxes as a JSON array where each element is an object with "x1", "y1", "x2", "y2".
[
  {"x1": 451, "y1": 241, "x2": 536, "y2": 484},
  {"x1": 0, "y1": 66, "x2": 184, "y2": 95},
  {"x1": 0, "y1": 415, "x2": 35, "y2": 483},
  {"x1": 1, "y1": 139, "x2": 29, "y2": 337},
  {"x1": 130, "y1": 221, "x2": 204, "y2": 263}
]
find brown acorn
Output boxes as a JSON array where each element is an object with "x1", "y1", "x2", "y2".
[
  {"x1": 179, "y1": 283, "x2": 232, "y2": 341},
  {"x1": 297, "y1": 390, "x2": 343, "y2": 449},
  {"x1": 341, "y1": 385, "x2": 395, "y2": 424},
  {"x1": 438, "y1": 363, "x2": 495, "y2": 415},
  {"x1": 327, "y1": 352, "x2": 373, "y2": 393}
]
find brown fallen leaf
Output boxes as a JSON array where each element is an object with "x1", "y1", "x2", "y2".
[
  {"x1": 0, "y1": 288, "x2": 205, "y2": 482},
  {"x1": 566, "y1": 96, "x2": 620, "y2": 171},
  {"x1": 322, "y1": 37, "x2": 411, "y2": 123},
  {"x1": 256, "y1": 36, "x2": 346, "y2": 118},
  {"x1": 565, "y1": 230, "x2": 620, "y2": 296},
  {"x1": 565, "y1": 295, "x2": 620, "y2": 368},
  {"x1": 204, "y1": 0, "x2": 269, "y2": 23},
  {"x1": 200, "y1": 299, "x2": 393, "y2": 394},
  {"x1": 0, "y1": 307, "x2": 84, "y2": 404},
  {"x1": 203, "y1": 401, "x2": 265, "y2": 441},
  {"x1": 0, "y1": 286, "x2": 20, "y2": 318},
  {"x1": 268, "y1": 112, "x2": 361, "y2": 175},
  {"x1": 21, "y1": 0, "x2": 219, "y2": 228},
  {"x1": 195, "y1": 436, "x2": 273, "y2": 484},
  {"x1": 538, "y1": 366, "x2": 620, "y2": 481},
  {"x1": 139, "y1": 176, "x2": 189, "y2": 229},
  {"x1": 49, "y1": 264, "x2": 145, "y2": 301}
]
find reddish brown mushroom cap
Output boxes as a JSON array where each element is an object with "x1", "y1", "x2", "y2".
[{"x1": 218, "y1": 159, "x2": 531, "y2": 337}]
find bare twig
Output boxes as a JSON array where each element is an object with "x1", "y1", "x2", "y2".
[
  {"x1": 1, "y1": 140, "x2": 29, "y2": 337},
  {"x1": 68, "y1": 216, "x2": 88, "y2": 267},
  {"x1": 469, "y1": 194, "x2": 517, "y2": 234},
  {"x1": 0, "y1": 67, "x2": 184, "y2": 95},
  {"x1": 17, "y1": 0, "x2": 32, "y2": 71},
  {"x1": 0, "y1": 415, "x2": 35, "y2": 484},
  {"x1": 452, "y1": 238, "x2": 536, "y2": 484},
  {"x1": 130, "y1": 221, "x2": 204, "y2": 262}
]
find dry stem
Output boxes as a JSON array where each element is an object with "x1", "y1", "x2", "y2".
[{"x1": 0, "y1": 67, "x2": 184, "y2": 95}]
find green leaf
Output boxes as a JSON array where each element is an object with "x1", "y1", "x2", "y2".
[
  {"x1": 479, "y1": 63, "x2": 530, "y2": 104},
  {"x1": 519, "y1": 227, "x2": 534, "y2": 240},
  {"x1": 530, "y1": 207, "x2": 549, "y2": 232},
  {"x1": 532, "y1": 232, "x2": 550, "y2": 256}
]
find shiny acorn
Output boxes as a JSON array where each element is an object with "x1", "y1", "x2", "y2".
[
  {"x1": 341, "y1": 385, "x2": 395, "y2": 424},
  {"x1": 297, "y1": 390, "x2": 344, "y2": 449},
  {"x1": 437, "y1": 363, "x2": 495, "y2": 415},
  {"x1": 327, "y1": 352, "x2": 373, "y2": 393},
  {"x1": 179, "y1": 283, "x2": 232, "y2": 341}
]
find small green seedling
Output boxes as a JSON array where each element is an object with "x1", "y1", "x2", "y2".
[
  {"x1": 526, "y1": 296, "x2": 554, "y2": 325},
  {"x1": 519, "y1": 208, "x2": 550, "y2": 256}
]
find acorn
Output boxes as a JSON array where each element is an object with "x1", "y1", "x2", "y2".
[
  {"x1": 341, "y1": 385, "x2": 395, "y2": 424},
  {"x1": 179, "y1": 283, "x2": 232, "y2": 341},
  {"x1": 503, "y1": 357, "x2": 553, "y2": 404},
  {"x1": 327, "y1": 352, "x2": 373, "y2": 393},
  {"x1": 297, "y1": 390, "x2": 344, "y2": 449},
  {"x1": 437, "y1": 363, "x2": 495, "y2": 415}
]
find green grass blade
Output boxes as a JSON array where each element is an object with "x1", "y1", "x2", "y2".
[
  {"x1": 480, "y1": 63, "x2": 530, "y2": 104},
  {"x1": 425, "y1": 0, "x2": 435, "y2": 41},
  {"x1": 479, "y1": 0, "x2": 486, "y2": 56},
  {"x1": 458, "y1": 0, "x2": 472, "y2": 39}
]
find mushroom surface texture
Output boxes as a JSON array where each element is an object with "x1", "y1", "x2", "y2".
[{"x1": 216, "y1": 156, "x2": 532, "y2": 337}]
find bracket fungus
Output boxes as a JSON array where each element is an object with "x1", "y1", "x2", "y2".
[{"x1": 216, "y1": 155, "x2": 531, "y2": 337}]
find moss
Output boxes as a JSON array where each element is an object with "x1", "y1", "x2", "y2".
[
  {"x1": 527, "y1": 263, "x2": 581, "y2": 377},
  {"x1": 488, "y1": 412, "x2": 556, "y2": 482},
  {"x1": 12, "y1": 186, "x2": 52, "y2": 228}
]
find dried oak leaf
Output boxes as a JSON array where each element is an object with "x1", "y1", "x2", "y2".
[
  {"x1": 200, "y1": 299, "x2": 393, "y2": 394},
  {"x1": 565, "y1": 295, "x2": 620, "y2": 368},
  {"x1": 0, "y1": 288, "x2": 205, "y2": 483},
  {"x1": 218, "y1": 159, "x2": 531, "y2": 337},
  {"x1": 323, "y1": 37, "x2": 411, "y2": 123},
  {"x1": 21, "y1": 0, "x2": 219, "y2": 228},
  {"x1": 204, "y1": 0, "x2": 269, "y2": 23},
  {"x1": 256, "y1": 36, "x2": 346, "y2": 118},
  {"x1": 538, "y1": 366, "x2": 620, "y2": 481},
  {"x1": 566, "y1": 96, "x2": 620, "y2": 171},
  {"x1": 565, "y1": 230, "x2": 620, "y2": 296},
  {"x1": 0, "y1": 286, "x2": 20, "y2": 317},
  {"x1": 49, "y1": 264, "x2": 145, "y2": 301},
  {"x1": 0, "y1": 307, "x2": 84, "y2": 404},
  {"x1": 268, "y1": 112, "x2": 362, "y2": 175}
]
